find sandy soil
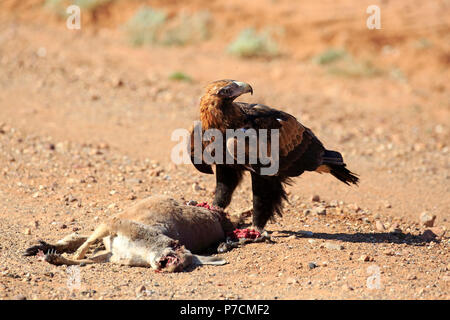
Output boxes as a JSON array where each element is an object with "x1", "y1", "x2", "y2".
[{"x1": 0, "y1": 0, "x2": 449, "y2": 300}]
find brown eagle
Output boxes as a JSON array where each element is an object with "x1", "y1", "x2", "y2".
[{"x1": 190, "y1": 79, "x2": 359, "y2": 232}]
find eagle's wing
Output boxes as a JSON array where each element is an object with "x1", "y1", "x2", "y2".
[
  {"x1": 188, "y1": 122, "x2": 214, "y2": 174},
  {"x1": 233, "y1": 103, "x2": 326, "y2": 176}
]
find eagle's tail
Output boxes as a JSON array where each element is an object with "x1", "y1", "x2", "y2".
[{"x1": 321, "y1": 150, "x2": 359, "y2": 186}]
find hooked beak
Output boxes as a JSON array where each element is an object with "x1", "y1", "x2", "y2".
[
  {"x1": 233, "y1": 81, "x2": 253, "y2": 96},
  {"x1": 216, "y1": 81, "x2": 253, "y2": 99}
]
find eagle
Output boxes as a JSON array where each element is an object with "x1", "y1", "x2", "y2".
[{"x1": 189, "y1": 79, "x2": 359, "y2": 232}]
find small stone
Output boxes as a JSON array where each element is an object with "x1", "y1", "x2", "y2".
[
  {"x1": 23, "y1": 228, "x2": 31, "y2": 235},
  {"x1": 187, "y1": 200, "x2": 198, "y2": 206},
  {"x1": 308, "y1": 262, "x2": 317, "y2": 270},
  {"x1": 423, "y1": 227, "x2": 445, "y2": 240},
  {"x1": 388, "y1": 223, "x2": 402, "y2": 234},
  {"x1": 90, "y1": 93, "x2": 100, "y2": 101},
  {"x1": 311, "y1": 195, "x2": 320, "y2": 202},
  {"x1": 107, "y1": 203, "x2": 116, "y2": 210},
  {"x1": 111, "y1": 76, "x2": 124, "y2": 88},
  {"x1": 375, "y1": 221, "x2": 386, "y2": 232},
  {"x1": 109, "y1": 190, "x2": 117, "y2": 196},
  {"x1": 36, "y1": 47, "x2": 47, "y2": 58},
  {"x1": 420, "y1": 211, "x2": 436, "y2": 227},
  {"x1": 359, "y1": 255, "x2": 372, "y2": 262},
  {"x1": 286, "y1": 278, "x2": 298, "y2": 284},
  {"x1": 192, "y1": 183, "x2": 204, "y2": 192},
  {"x1": 13, "y1": 295, "x2": 27, "y2": 300},
  {"x1": 383, "y1": 249, "x2": 394, "y2": 256},
  {"x1": 66, "y1": 178, "x2": 77, "y2": 184},
  {"x1": 407, "y1": 274, "x2": 417, "y2": 280},
  {"x1": 314, "y1": 206, "x2": 326, "y2": 215},
  {"x1": 136, "y1": 285, "x2": 146, "y2": 297},
  {"x1": 128, "y1": 194, "x2": 137, "y2": 200},
  {"x1": 342, "y1": 284, "x2": 354, "y2": 291},
  {"x1": 323, "y1": 242, "x2": 344, "y2": 250},
  {"x1": 303, "y1": 209, "x2": 312, "y2": 216}
]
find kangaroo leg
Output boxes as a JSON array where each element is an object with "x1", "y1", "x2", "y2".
[
  {"x1": 44, "y1": 249, "x2": 112, "y2": 266},
  {"x1": 24, "y1": 233, "x2": 88, "y2": 257},
  {"x1": 73, "y1": 223, "x2": 110, "y2": 260},
  {"x1": 44, "y1": 253, "x2": 96, "y2": 266}
]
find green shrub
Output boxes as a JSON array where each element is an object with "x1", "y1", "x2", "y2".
[
  {"x1": 168, "y1": 71, "x2": 192, "y2": 82},
  {"x1": 227, "y1": 28, "x2": 279, "y2": 58},
  {"x1": 124, "y1": 6, "x2": 167, "y2": 46},
  {"x1": 313, "y1": 48, "x2": 383, "y2": 77},
  {"x1": 124, "y1": 7, "x2": 211, "y2": 47},
  {"x1": 313, "y1": 48, "x2": 347, "y2": 65},
  {"x1": 163, "y1": 11, "x2": 211, "y2": 46}
]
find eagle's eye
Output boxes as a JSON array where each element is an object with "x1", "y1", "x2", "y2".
[{"x1": 217, "y1": 87, "x2": 231, "y2": 96}]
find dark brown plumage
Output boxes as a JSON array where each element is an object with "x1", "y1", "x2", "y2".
[{"x1": 190, "y1": 79, "x2": 359, "y2": 231}]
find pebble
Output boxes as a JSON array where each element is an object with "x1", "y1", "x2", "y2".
[
  {"x1": 187, "y1": 200, "x2": 198, "y2": 206},
  {"x1": 311, "y1": 195, "x2": 320, "y2": 202},
  {"x1": 323, "y1": 242, "x2": 344, "y2": 250},
  {"x1": 286, "y1": 278, "x2": 298, "y2": 284},
  {"x1": 423, "y1": 227, "x2": 445, "y2": 240},
  {"x1": 348, "y1": 203, "x2": 360, "y2": 212},
  {"x1": 192, "y1": 183, "x2": 204, "y2": 192},
  {"x1": 383, "y1": 249, "x2": 395, "y2": 256},
  {"x1": 407, "y1": 274, "x2": 417, "y2": 280},
  {"x1": 388, "y1": 223, "x2": 402, "y2": 234},
  {"x1": 342, "y1": 284, "x2": 354, "y2": 291},
  {"x1": 13, "y1": 295, "x2": 27, "y2": 300},
  {"x1": 420, "y1": 211, "x2": 436, "y2": 227},
  {"x1": 135, "y1": 285, "x2": 146, "y2": 297},
  {"x1": 36, "y1": 47, "x2": 47, "y2": 58},
  {"x1": 308, "y1": 262, "x2": 318, "y2": 270},
  {"x1": 314, "y1": 206, "x2": 326, "y2": 215},
  {"x1": 23, "y1": 228, "x2": 31, "y2": 235},
  {"x1": 359, "y1": 255, "x2": 373, "y2": 262},
  {"x1": 107, "y1": 203, "x2": 116, "y2": 210},
  {"x1": 375, "y1": 221, "x2": 386, "y2": 232},
  {"x1": 329, "y1": 200, "x2": 338, "y2": 207}
]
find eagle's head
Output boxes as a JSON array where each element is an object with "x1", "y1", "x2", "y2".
[{"x1": 203, "y1": 79, "x2": 253, "y2": 101}]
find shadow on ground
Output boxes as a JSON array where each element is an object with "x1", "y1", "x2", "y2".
[{"x1": 276, "y1": 230, "x2": 439, "y2": 246}]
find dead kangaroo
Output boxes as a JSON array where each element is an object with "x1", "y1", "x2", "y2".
[{"x1": 24, "y1": 196, "x2": 239, "y2": 272}]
